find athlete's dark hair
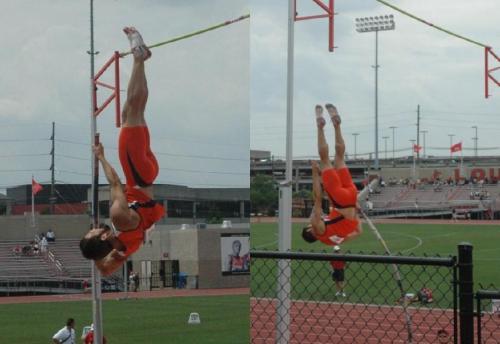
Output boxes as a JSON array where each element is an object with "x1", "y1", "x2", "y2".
[
  {"x1": 79, "y1": 224, "x2": 113, "y2": 260},
  {"x1": 66, "y1": 318, "x2": 75, "y2": 327},
  {"x1": 302, "y1": 226, "x2": 317, "y2": 243}
]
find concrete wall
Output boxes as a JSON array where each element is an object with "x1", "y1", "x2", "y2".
[
  {"x1": 197, "y1": 226, "x2": 250, "y2": 289},
  {"x1": 169, "y1": 228, "x2": 199, "y2": 276},
  {"x1": 129, "y1": 223, "x2": 250, "y2": 289},
  {"x1": 0, "y1": 214, "x2": 89, "y2": 240}
]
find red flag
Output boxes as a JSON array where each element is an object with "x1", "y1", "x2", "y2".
[
  {"x1": 450, "y1": 142, "x2": 462, "y2": 153},
  {"x1": 32, "y1": 178, "x2": 43, "y2": 196},
  {"x1": 413, "y1": 144, "x2": 422, "y2": 153}
]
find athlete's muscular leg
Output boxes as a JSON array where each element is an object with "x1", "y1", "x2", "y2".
[
  {"x1": 316, "y1": 105, "x2": 333, "y2": 170},
  {"x1": 122, "y1": 58, "x2": 148, "y2": 127},
  {"x1": 325, "y1": 104, "x2": 346, "y2": 170}
]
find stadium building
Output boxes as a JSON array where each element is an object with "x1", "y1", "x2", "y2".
[{"x1": 251, "y1": 150, "x2": 500, "y2": 219}]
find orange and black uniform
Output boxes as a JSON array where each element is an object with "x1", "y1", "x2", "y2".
[
  {"x1": 330, "y1": 260, "x2": 346, "y2": 282},
  {"x1": 116, "y1": 126, "x2": 165, "y2": 257},
  {"x1": 317, "y1": 167, "x2": 359, "y2": 245}
]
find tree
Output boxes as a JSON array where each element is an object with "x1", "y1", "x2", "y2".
[{"x1": 250, "y1": 175, "x2": 278, "y2": 215}]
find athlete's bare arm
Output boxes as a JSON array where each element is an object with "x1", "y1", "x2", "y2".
[
  {"x1": 310, "y1": 161, "x2": 326, "y2": 236},
  {"x1": 95, "y1": 249, "x2": 127, "y2": 276},
  {"x1": 93, "y1": 143, "x2": 140, "y2": 231}
]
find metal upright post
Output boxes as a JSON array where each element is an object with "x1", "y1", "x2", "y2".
[
  {"x1": 374, "y1": 29, "x2": 379, "y2": 170},
  {"x1": 457, "y1": 243, "x2": 474, "y2": 344},
  {"x1": 89, "y1": 1, "x2": 103, "y2": 343},
  {"x1": 276, "y1": 1, "x2": 294, "y2": 343}
]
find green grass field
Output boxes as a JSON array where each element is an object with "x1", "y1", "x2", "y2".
[
  {"x1": 0, "y1": 295, "x2": 249, "y2": 344},
  {"x1": 250, "y1": 222, "x2": 500, "y2": 301}
]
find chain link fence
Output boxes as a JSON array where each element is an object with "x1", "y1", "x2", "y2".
[
  {"x1": 251, "y1": 250, "x2": 457, "y2": 344},
  {"x1": 476, "y1": 285, "x2": 500, "y2": 343}
]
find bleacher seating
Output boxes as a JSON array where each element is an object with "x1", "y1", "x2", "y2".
[
  {"x1": 0, "y1": 241, "x2": 57, "y2": 278},
  {"x1": 368, "y1": 183, "x2": 500, "y2": 211},
  {"x1": 47, "y1": 239, "x2": 92, "y2": 278}
]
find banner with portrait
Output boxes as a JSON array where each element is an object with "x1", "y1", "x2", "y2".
[{"x1": 220, "y1": 234, "x2": 250, "y2": 275}]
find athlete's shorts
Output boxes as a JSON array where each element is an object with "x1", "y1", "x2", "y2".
[
  {"x1": 117, "y1": 187, "x2": 166, "y2": 257},
  {"x1": 119, "y1": 126, "x2": 159, "y2": 188},
  {"x1": 332, "y1": 269, "x2": 345, "y2": 282},
  {"x1": 322, "y1": 167, "x2": 357, "y2": 208}
]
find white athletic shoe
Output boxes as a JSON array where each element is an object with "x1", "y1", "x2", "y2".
[
  {"x1": 341, "y1": 292, "x2": 347, "y2": 297},
  {"x1": 335, "y1": 291, "x2": 342, "y2": 297},
  {"x1": 315, "y1": 105, "x2": 326, "y2": 128},
  {"x1": 123, "y1": 26, "x2": 151, "y2": 60}
]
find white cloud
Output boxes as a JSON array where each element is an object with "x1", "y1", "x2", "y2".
[{"x1": 0, "y1": 0, "x2": 249, "y2": 188}]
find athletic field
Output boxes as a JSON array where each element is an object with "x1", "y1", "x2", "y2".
[
  {"x1": 0, "y1": 294, "x2": 249, "y2": 344},
  {"x1": 251, "y1": 220, "x2": 500, "y2": 288}
]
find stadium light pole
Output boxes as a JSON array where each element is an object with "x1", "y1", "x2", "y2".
[
  {"x1": 355, "y1": 15, "x2": 395, "y2": 170},
  {"x1": 383, "y1": 136, "x2": 389, "y2": 160},
  {"x1": 389, "y1": 126, "x2": 397, "y2": 161},
  {"x1": 420, "y1": 130, "x2": 428, "y2": 158},
  {"x1": 471, "y1": 126, "x2": 478, "y2": 160},
  {"x1": 352, "y1": 133, "x2": 359, "y2": 160},
  {"x1": 448, "y1": 134, "x2": 455, "y2": 159}
]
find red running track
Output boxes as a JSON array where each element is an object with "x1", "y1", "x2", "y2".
[{"x1": 250, "y1": 298, "x2": 497, "y2": 344}]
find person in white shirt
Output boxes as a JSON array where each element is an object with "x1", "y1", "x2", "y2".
[
  {"x1": 52, "y1": 318, "x2": 75, "y2": 344},
  {"x1": 46, "y1": 229, "x2": 56, "y2": 242},
  {"x1": 40, "y1": 236, "x2": 48, "y2": 254}
]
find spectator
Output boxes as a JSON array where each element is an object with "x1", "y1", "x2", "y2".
[
  {"x1": 46, "y1": 228, "x2": 56, "y2": 242},
  {"x1": 22, "y1": 244, "x2": 33, "y2": 256},
  {"x1": 437, "y1": 329, "x2": 451, "y2": 343},
  {"x1": 40, "y1": 236, "x2": 48, "y2": 254},
  {"x1": 52, "y1": 318, "x2": 75, "y2": 344},
  {"x1": 330, "y1": 245, "x2": 346, "y2": 297},
  {"x1": 129, "y1": 271, "x2": 139, "y2": 292},
  {"x1": 84, "y1": 324, "x2": 107, "y2": 344},
  {"x1": 12, "y1": 245, "x2": 22, "y2": 256},
  {"x1": 32, "y1": 242, "x2": 40, "y2": 255}
]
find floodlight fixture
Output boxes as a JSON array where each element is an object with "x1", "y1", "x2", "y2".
[{"x1": 355, "y1": 14, "x2": 395, "y2": 33}]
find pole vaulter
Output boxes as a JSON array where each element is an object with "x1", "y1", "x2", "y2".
[{"x1": 85, "y1": 7, "x2": 249, "y2": 344}]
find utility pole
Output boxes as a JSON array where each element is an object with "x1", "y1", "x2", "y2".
[
  {"x1": 389, "y1": 126, "x2": 397, "y2": 160},
  {"x1": 416, "y1": 105, "x2": 420, "y2": 161},
  {"x1": 449, "y1": 134, "x2": 455, "y2": 159},
  {"x1": 352, "y1": 133, "x2": 359, "y2": 160},
  {"x1": 50, "y1": 122, "x2": 56, "y2": 214},
  {"x1": 472, "y1": 126, "x2": 478, "y2": 161}
]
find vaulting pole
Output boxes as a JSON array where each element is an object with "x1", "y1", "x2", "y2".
[{"x1": 89, "y1": 1, "x2": 103, "y2": 343}]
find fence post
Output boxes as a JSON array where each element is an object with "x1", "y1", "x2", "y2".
[{"x1": 458, "y1": 243, "x2": 474, "y2": 344}]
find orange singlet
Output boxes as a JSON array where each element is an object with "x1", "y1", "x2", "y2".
[{"x1": 317, "y1": 210, "x2": 359, "y2": 246}]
